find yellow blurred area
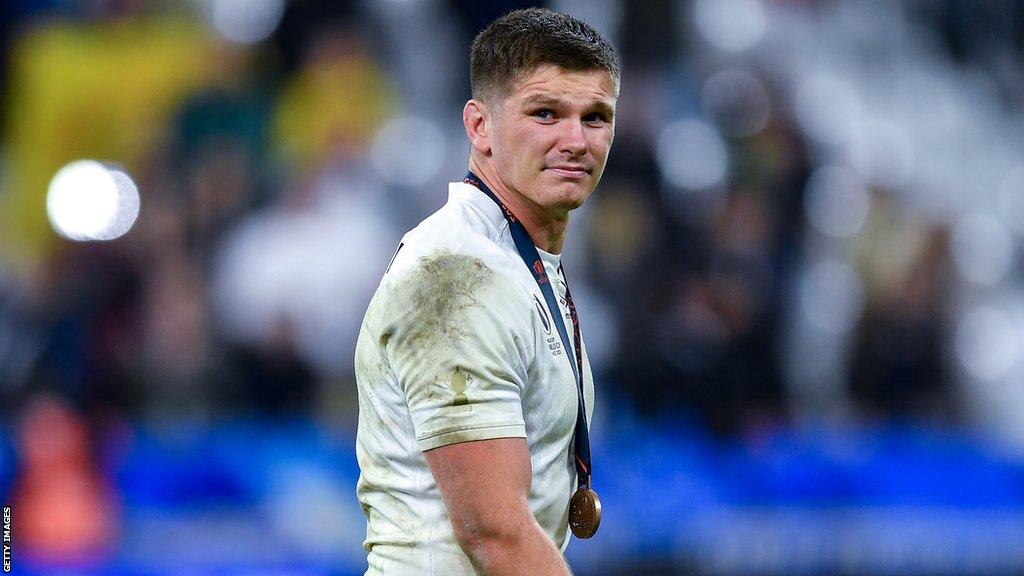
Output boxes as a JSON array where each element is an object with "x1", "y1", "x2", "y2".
[
  {"x1": 2, "y1": 16, "x2": 217, "y2": 266},
  {"x1": 273, "y1": 39, "x2": 396, "y2": 173}
]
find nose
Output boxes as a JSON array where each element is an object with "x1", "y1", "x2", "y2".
[{"x1": 560, "y1": 119, "x2": 588, "y2": 157}]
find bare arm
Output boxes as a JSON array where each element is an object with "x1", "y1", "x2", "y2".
[{"x1": 425, "y1": 437, "x2": 572, "y2": 576}]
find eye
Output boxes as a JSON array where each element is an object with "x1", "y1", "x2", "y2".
[
  {"x1": 583, "y1": 112, "x2": 610, "y2": 125},
  {"x1": 532, "y1": 109, "x2": 555, "y2": 120}
]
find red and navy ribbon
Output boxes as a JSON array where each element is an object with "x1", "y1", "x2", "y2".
[{"x1": 463, "y1": 172, "x2": 593, "y2": 489}]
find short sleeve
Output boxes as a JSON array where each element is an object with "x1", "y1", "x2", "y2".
[{"x1": 381, "y1": 250, "x2": 531, "y2": 451}]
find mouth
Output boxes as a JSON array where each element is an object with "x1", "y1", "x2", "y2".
[{"x1": 545, "y1": 165, "x2": 591, "y2": 179}]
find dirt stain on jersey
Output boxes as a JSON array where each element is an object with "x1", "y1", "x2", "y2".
[
  {"x1": 355, "y1": 329, "x2": 400, "y2": 434},
  {"x1": 387, "y1": 251, "x2": 495, "y2": 389}
]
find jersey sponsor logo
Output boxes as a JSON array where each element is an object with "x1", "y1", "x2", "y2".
[{"x1": 533, "y1": 295, "x2": 551, "y2": 335}]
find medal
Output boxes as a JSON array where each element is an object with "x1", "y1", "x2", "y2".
[{"x1": 569, "y1": 486, "x2": 602, "y2": 538}]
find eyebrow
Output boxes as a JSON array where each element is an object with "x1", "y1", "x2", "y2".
[
  {"x1": 522, "y1": 95, "x2": 562, "y2": 108},
  {"x1": 521, "y1": 94, "x2": 616, "y2": 119}
]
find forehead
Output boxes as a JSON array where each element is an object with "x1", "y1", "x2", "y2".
[{"x1": 507, "y1": 64, "x2": 618, "y2": 107}]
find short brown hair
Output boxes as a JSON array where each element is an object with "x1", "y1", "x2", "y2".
[{"x1": 470, "y1": 8, "x2": 620, "y2": 103}]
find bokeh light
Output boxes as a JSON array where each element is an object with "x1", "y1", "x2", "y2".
[
  {"x1": 46, "y1": 160, "x2": 140, "y2": 242},
  {"x1": 693, "y1": 0, "x2": 766, "y2": 52},
  {"x1": 956, "y1": 305, "x2": 1021, "y2": 381},
  {"x1": 997, "y1": 165, "x2": 1024, "y2": 236},
  {"x1": 205, "y1": 0, "x2": 285, "y2": 45},
  {"x1": 701, "y1": 69, "x2": 771, "y2": 138},
  {"x1": 803, "y1": 165, "x2": 870, "y2": 238},
  {"x1": 370, "y1": 116, "x2": 446, "y2": 187},
  {"x1": 795, "y1": 74, "x2": 862, "y2": 147},
  {"x1": 798, "y1": 259, "x2": 865, "y2": 334},
  {"x1": 848, "y1": 118, "x2": 915, "y2": 190},
  {"x1": 656, "y1": 119, "x2": 728, "y2": 191},
  {"x1": 951, "y1": 214, "x2": 1015, "y2": 286}
]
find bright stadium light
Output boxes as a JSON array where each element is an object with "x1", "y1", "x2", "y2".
[
  {"x1": 46, "y1": 160, "x2": 140, "y2": 242},
  {"x1": 96, "y1": 166, "x2": 141, "y2": 241}
]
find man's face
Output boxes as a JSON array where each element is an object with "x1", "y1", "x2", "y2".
[{"x1": 488, "y1": 65, "x2": 617, "y2": 215}]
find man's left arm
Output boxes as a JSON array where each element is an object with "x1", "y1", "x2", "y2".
[{"x1": 425, "y1": 437, "x2": 572, "y2": 576}]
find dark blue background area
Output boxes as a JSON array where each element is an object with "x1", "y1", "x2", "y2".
[{"x1": 7, "y1": 416, "x2": 1024, "y2": 575}]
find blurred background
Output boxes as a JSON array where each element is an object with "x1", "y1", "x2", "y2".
[{"x1": 3, "y1": 0, "x2": 1024, "y2": 574}]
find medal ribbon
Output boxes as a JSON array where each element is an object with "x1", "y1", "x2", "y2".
[{"x1": 463, "y1": 172, "x2": 593, "y2": 490}]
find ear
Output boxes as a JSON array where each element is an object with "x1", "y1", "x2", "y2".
[{"x1": 463, "y1": 99, "x2": 492, "y2": 156}]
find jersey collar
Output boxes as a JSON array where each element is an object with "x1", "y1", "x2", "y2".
[
  {"x1": 447, "y1": 180, "x2": 564, "y2": 268},
  {"x1": 448, "y1": 180, "x2": 504, "y2": 226}
]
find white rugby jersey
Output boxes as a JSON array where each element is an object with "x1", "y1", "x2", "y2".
[{"x1": 354, "y1": 180, "x2": 595, "y2": 575}]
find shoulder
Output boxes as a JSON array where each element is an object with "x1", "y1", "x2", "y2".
[
  {"x1": 368, "y1": 184, "x2": 536, "y2": 343},
  {"x1": 361, "y1": 186, "x2": 540, "y2": 386},
  {"x1": 387, "y1": 192, "x2": 520, "y2": 292}
]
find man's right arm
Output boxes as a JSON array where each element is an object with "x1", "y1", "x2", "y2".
[{"x1": 425, "y1": 437, "x2": 572, "y2": 576}]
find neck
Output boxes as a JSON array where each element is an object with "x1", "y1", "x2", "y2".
[{"x1": 468, "y1": 157, "x2": 568, "y2": 253}]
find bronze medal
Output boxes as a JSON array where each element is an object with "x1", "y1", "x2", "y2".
[{"x1": 569, "y1": 487, "x2": 602, "y2": 539}]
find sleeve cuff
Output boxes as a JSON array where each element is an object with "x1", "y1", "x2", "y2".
[{"x1": 417, "y1": 423, "x2": 527, "y2": 451}]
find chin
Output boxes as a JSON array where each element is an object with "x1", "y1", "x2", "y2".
[
  {"x1": 550, "y1": 184, "x2": 591, "y2": 210},
  {"x1": 522, "y1": 172, "x2": 595, "y2": 211}
]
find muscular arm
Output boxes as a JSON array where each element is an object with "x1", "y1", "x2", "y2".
[{"x1": 425, "y1": 437, "x2": 572, "y2": 576}]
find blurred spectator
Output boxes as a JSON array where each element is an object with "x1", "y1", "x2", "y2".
[
  {"x1": 849, "y1": 196, "x2": 955, "y2": 420},
  {"x1": 210, "y1": 158, "x2": 399, "y2": 422},
  {"x1": 170, "y1": 43, "x2": 276, "y2": 261},
  {"x1": 19, "y1": 242, "x2": 142, "y2": 416},
  {"x1": 10, "y1": 395, "x2": 119, "y2": 564}
]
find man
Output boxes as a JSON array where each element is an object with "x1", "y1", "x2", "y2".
[{"x1": 354, "y1": 8, "x2": 618, "y2": 575}]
